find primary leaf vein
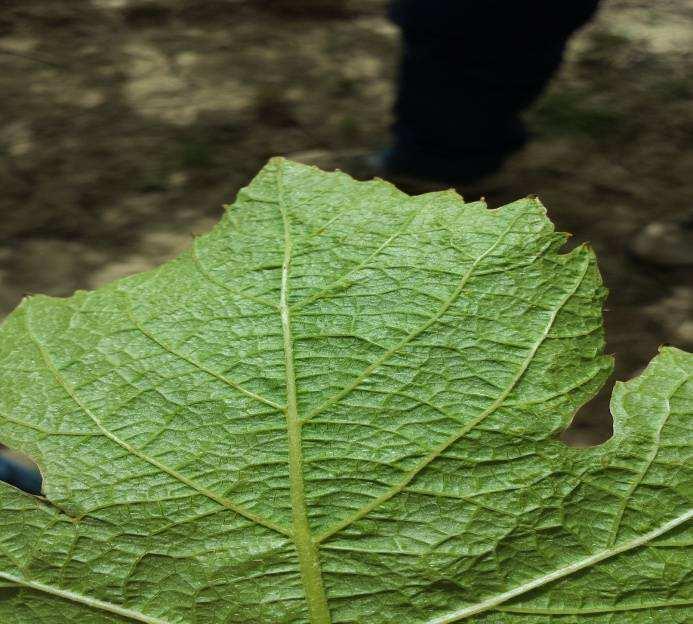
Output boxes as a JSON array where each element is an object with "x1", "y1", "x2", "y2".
[{"x1": 276, "y1": 161, "x2": 331, "y2": 624}]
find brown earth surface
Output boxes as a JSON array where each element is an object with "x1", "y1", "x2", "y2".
[{"x1": 1, "y1": 0, "x2": 691, "y2": 447}]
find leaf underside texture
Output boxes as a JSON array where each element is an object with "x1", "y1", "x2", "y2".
[{"x1": 0, "y1": 158, "x2": 690, "y2": 624}]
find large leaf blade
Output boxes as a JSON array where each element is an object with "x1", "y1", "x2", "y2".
[{"x1": 0, "y1": 159, "x2": 690, "y2": 623}]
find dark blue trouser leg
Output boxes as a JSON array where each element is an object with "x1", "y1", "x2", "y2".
[{"x1": 388, "y1": 0, "x2": 601, "y2": 181}]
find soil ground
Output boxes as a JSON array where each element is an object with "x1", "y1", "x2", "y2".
[{"x1": 1, "y1": 0, "x2": 691, "y2": 446}]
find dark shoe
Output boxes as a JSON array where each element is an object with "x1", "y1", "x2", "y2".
[
  {"x1": 287, "y1": 121, "x2": 527, "y2": 191},
  {"x1": 379, "y1": 146, "x2": 512, "y2": 186},
  {"x1": 286, "y1": 146, "x2": 516, "y2": 195},
  {"x1": 285, "y1": 148, "x2": 447, "y2": 194}
]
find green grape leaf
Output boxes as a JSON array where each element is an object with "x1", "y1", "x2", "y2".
[{"x1": 0, "y1": 158, "x2": 690, "y2": 624}]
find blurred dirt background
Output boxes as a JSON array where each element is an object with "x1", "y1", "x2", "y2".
[{"x1": 1, "y1": 0, "x2": 691, "y2": 445}]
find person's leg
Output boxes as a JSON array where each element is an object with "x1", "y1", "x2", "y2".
[{"x1": 388, "y1": 0, "x2": 601, "y2": 182}]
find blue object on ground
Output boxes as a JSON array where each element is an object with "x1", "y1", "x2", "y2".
[{"x1": 0, "y1": 453, "x2": 42, "y2": 495}]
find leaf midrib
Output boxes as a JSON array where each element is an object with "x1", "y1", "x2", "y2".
[{"x1": 276, "y1": 162, "x2": 331, "y2": 624}]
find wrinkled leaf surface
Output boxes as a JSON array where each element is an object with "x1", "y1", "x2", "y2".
[{"x1": 0, "y1": 159, "x2": 690, "y2": 623}]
